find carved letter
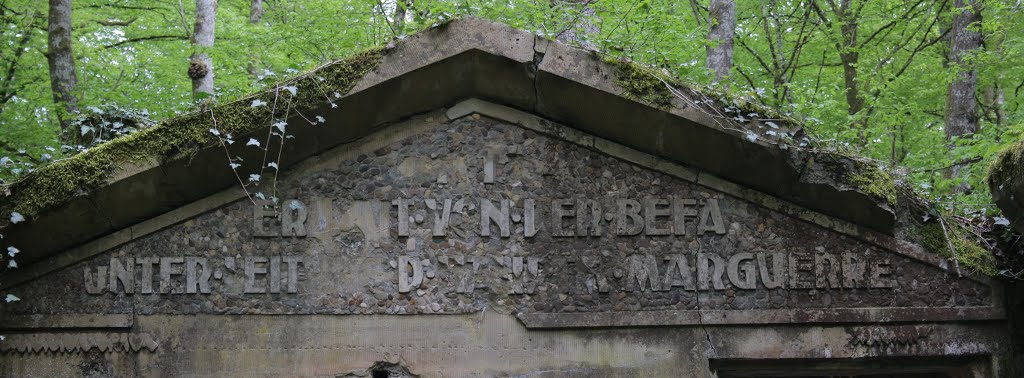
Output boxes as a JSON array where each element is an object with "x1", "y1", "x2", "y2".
[
  {"x1": 480, "y1": 199, "x2": 511, "y2": 237},
  {"x1": 842, "y1": 253, "x2": 866, "y2": 288},
  {"x1": 524, "y1": 199, "x2": 539, "y2": 237},
  {"x1": 281, "y1": 200, "x2": 308, "y2": 237},
  {"x1": 84, "y1": 266, "x2": 108, "y2": 295},
  {"x1": 426, "y1": 199, "x2": 454, "y2": 237},
  {"x1": 510, "y1": 256, "x2": 541, "y2": 294},
  {"x1": 392, "y1": 198, "x2": 412, "y2": 237},
  {"x1": 662, "y1": 254, "x2": 696, "y2": 290},
  {"x1": 108, "y1": 258, "x2": 134, "y2": 294},
  {"x1": 185, "y1": 257, "x2": 211, "y2": 294},
  {"x1": 551, "y1": 199, "x2": 575, "y2": 237},
  {"x1": 576, "y1": 199, "x2": 602, "y2": 237},
  {"x1": 269, "y1": 256, "x2": 281, "y2": 293},
  {"x1": 644, "y1": 198, "x2": 672, "y2": 235},
  {"x1": 159, "y1": 257, "x2": 184, "y2": 294},
  {"x1": 697, "y1": 253, "x2": 726, "y2": 290},
  {"x1": 788, "y1": 253, "x2": 814, "y2": 289},
  {"x1": 137, "y1": 257, "x2": 159, "y2": 294},
  {"x1": 253, "y1": 200, "x2": 279, "y2": 237},
  {"x1": 244, "y1": 256, "x2": 268, "y2": 293},
  {"x1": 814, "y1": 253, "x2": 842, "y2": 289},
  {"x1": 728, "y1": 253, "x2": 757, "y2": 289},
  {"x1": 673, "y1": 198, "x2": 698, "y2": 236},
  {"x1": 870, "y1": 259, "x2": 894, "y2": 288},
  {"x1": 757, "y1": 253, "x2": 787, "y2": 289},
  {"x1": 283, "y1": 256, "x2": 302, "y2": 293},
  {"x1": 625, "y1": 254, "x2": 661, "y2": 292},
  {"x1": 615, "y1": 199, "x2": 644, "y2": 235},
  {"x1": 697, "y1": 199, "x2": 727, "y2": 235},
  {"x1": 398, "y1": 256, "x2": 424, "y2": 293}
]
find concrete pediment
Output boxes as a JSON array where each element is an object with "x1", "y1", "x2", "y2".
[{"x1": 0, "y1": 18, "x2": 1010, "y2": 376}]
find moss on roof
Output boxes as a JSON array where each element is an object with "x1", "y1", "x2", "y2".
[{"x1": 0, "y1": 48, "x2": 384, "y2": 221}]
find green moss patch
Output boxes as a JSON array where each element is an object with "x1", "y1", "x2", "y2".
[
  {"x1": 987, "y1": 138, "x2": 1024, "y2": 188},
  {"x1": 604, "y1": 58, "x2": 675, "y2": 109},
  {"x1": 847, "y1": 161, "x2": 898, "y2": 206},
  {"x1": 0, "y1": 48, "x2": 384, "y2": 220},
  {"x1": 910, "y1": 219, "x2": 998, "y2": 276}
]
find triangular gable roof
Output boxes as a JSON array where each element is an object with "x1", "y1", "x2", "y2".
[{"x1": 0, "y1": 17, "x2": 942, "y2": 283}]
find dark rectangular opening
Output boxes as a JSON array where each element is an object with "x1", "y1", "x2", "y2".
[{"x1": 710, "y1": 356, "x2": 986, "y2": 378}]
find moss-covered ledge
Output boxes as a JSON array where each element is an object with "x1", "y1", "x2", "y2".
[
  {"x1": 0, "y1": 49, "x2": 383, "y2": 222},
  {"x1": 990, "y1": 139, "x2": 1024, "y2": 235}
]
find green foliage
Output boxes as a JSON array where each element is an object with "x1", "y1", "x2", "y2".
[
  {"x1": 0, "y1": 0, "x2": 1022, "y2": 218},
  {"x1": 0, "y1": 48, "x2": 382, "y2": 218}
]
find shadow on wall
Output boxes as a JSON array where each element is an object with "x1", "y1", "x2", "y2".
[{"x1": 338, "y1": 361, "x2": 418, "y2": 378}]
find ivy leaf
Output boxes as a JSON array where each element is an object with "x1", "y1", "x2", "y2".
[
  {"x1": 282, "y1": 85, "x2": 297, "y2": 96},
  {"x1": 229, "y1": 163, "x2": 241, "y2": 170},
  {"x1": 267, "y1": 162, "x2": 279, "y2": 170},
  {"x1": 208, "y1": 128, "x2": 220, "y2": 136},
  {"x1": 4, "y1": 294, "x2": 19, "y2": 303},
  {"x1": 315, "y1": 116, "x2": 325, "y2": 124},
  {"x1": 251, "y1": 99, "x2": 267, "y2": 107},
  {"x1": 288, "y1": 200, "x2": 304, "y2": 210},
  {"x1": 6, "y1": 259, "x2": 15, "y2": 269},
  {"x1": 744, "y1": 131, "x2": 758, "y2": 142},
  {"x1": 994, "y1": 217, "x2": 1010, "y2": 226},
  {"x1": 248, "y1": 174, "x2": 261, "y2": 182},
  {"x1": 10, "y1": 212, "x2": 25, "y2": 224},
  {"x1": 7, "y1": 246, "x2": 18, "y2": 257},
  {"x1": 246, "y1": 138, "x2": 261, "y2": 147},
  {"x1": 765, "y1": 121, "x2": 779, "y2": 129},
  {"x1": 80, "y1": 125, "x2": 94, "y2": 136},
  {"x1": 254, "y1": 192, "x2": 266, "y2": 200},
  {"x1": 273, "y1": 121, "x2": 287, "y2": 133}
]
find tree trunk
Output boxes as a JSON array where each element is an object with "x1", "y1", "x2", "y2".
[
  {"x1": 394, "y1": 1, "x2": 410, "y2": 31},
  {"x1": 249, "y1": 0, "x2": 263, "y2": 24},
  {"x1": 944, "y1": 0, "x2": 981, "y2": 188},
  {"x1": 189, "y1": 0, "x2": 217, "y2": 99},
  {"x1": 945, "y1": 0, "x2": 981, "y2": 143},
  {"x1": 47, "y1": 0, "x2": 79, "y2": 144},
  {"x1": 706, "y1": 0, "x2": 735, "y2": 86},
  {"x1": 836, "y1": 1, "x2": 865, "y2": 145},
  {"x1": 554, "y1": 0, "x2": 599, "y2": 50}
]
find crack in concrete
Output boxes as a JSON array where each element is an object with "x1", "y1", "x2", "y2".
[
  {"x1": 529, "y1": 36, "x2": 547, "y2": 113},
  {"x1": 696, "y1": 288, "x2": 718, "y2": 359}
]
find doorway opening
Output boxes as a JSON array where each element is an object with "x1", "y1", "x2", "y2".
[{"x1": 710, "y1": 356, "x2": 988, "y2": 377}]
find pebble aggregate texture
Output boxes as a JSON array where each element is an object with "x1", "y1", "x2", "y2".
[{"x1": 2, "y1": 116, "x2": 991, "y2": 317}]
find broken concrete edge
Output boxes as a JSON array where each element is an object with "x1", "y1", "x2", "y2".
[
  {"x1": 0, "y1": 99, "x2": 993, "y2": 295},
  {"x1": 515, "y1": 306, "x2": 1007, "y2": 328},
  {"x1": 0, "y1": 16, "x2": 993, "y2": 276}
]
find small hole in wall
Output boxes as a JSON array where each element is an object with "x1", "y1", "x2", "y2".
[{"x1": 371, "y1": 369, "x2": 389, "y2": 378}]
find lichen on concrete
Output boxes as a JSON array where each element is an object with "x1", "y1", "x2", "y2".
[{"x1": 0, "y1": 48, "x2": 384, "y2": 221}]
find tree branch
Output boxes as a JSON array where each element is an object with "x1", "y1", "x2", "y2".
[{"x1": 104, "y1": 34, "x2": 187, "y2": 48}]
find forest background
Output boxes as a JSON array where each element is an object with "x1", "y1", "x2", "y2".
[{"x1": 1, "y1": 0, "x2": 1022, "y2": 218}]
